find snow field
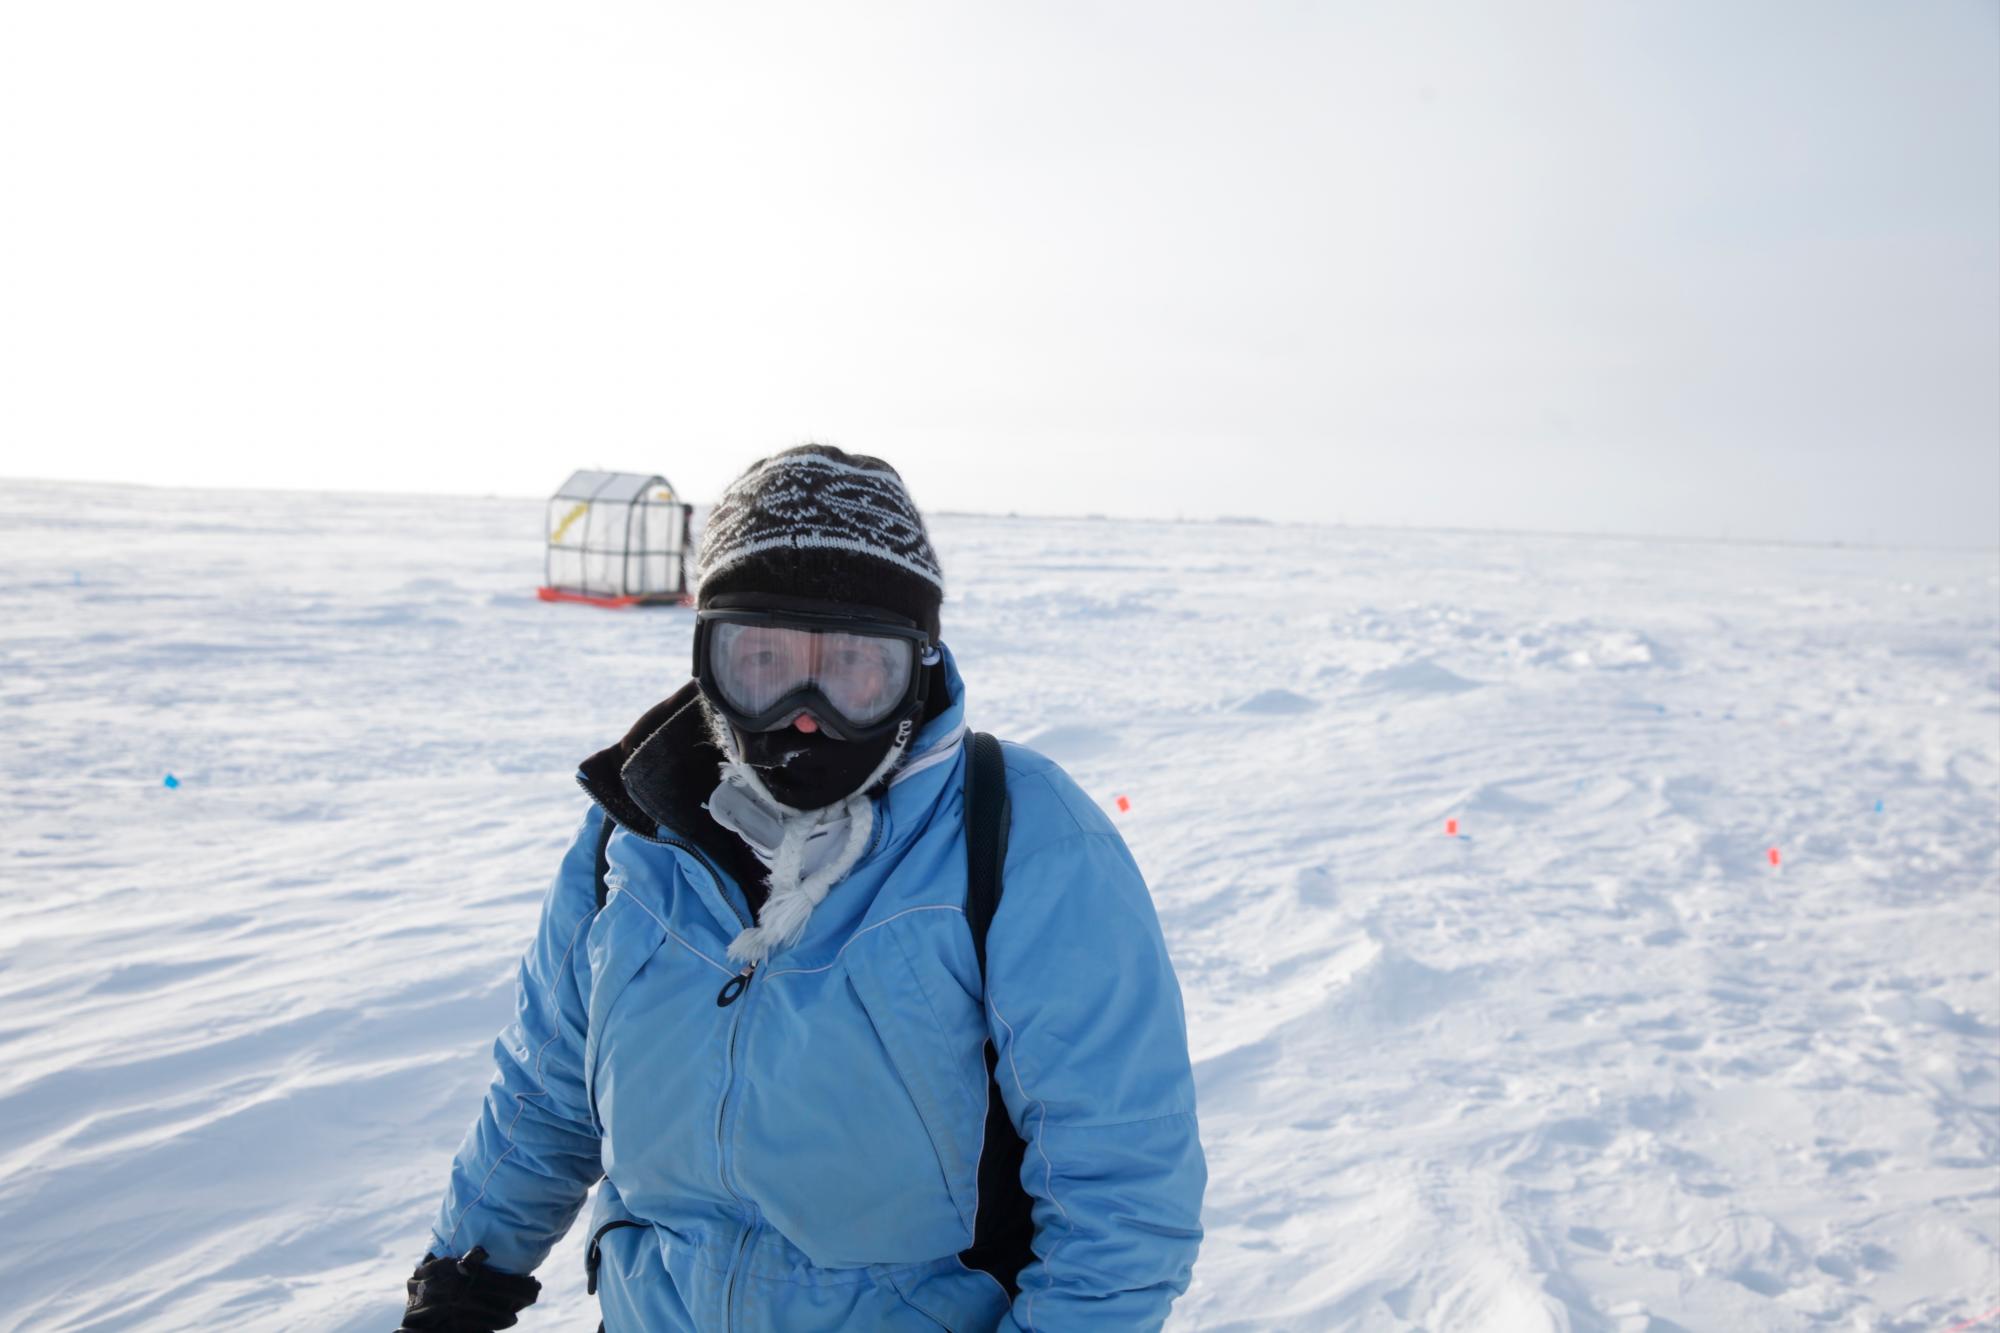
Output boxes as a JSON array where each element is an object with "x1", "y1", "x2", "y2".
[{"x1": 0, "y1": 479, "x2": 1995, "y2": 1330}]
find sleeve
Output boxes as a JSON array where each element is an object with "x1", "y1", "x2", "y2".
[
  {"x1": 984, "y1": 830, "x2": 1207, "y2": 1332},
  {"x1": 423, "y1": 805, "x2": 608, "y2": 1274}
]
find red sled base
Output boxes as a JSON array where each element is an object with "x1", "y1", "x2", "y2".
[{"x1": 537, "y1": 587, "x2": 691, "y2": 609}]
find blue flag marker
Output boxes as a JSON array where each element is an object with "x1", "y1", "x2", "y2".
[
  {"x1": 163, "y1": 774, "x2": 180, "y2": 789},
  {"x1": 1874, "y1": 798, "x2": 1884, "y2": 813}
]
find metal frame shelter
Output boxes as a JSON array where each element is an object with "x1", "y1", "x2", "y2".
[{"x1": 537, "y1": 470, "x2": 694, "y2": 608}]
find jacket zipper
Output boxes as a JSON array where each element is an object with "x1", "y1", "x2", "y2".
[
  {"x1": 723, "y1": 1220, "x2": 756, "y2": 1330},
  {"x1": 714, "y1": 931, "x2": 761, "y2": 1204},
  {"x1": 715, "y1": 989, "x2": 759, "y2": 1330}
]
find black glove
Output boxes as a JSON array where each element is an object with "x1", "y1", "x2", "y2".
[{"x1": 397, "y1": 1246, "x2": 541, "y2": 1332}]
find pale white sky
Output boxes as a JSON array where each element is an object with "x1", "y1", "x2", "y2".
[{"x1": 2, "y1": 1, "x2": 1996, "y2": 546}]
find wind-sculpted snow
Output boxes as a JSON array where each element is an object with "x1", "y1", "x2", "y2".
[
  {"x1": 1235, "y1": 688, "x2": 1323, "y2": 715},
  {"x1": 1, "y1": 479, "x2": 1996, "y2": 1330}
]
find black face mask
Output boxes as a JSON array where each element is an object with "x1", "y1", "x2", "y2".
[{"x1": 736, "y1": 721, "x2": 902, "y2": 811}]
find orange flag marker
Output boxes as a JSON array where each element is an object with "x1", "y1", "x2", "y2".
[
  {"x1": 1768, "y1": 847, "x2": 1781, "y2": 867},
  {"x1": 1115, "y1": 795, "x2": 1131, "y2": 813},
  {"x1": 1445, "y1": 818, "x2": 1459, "y2": 837}
]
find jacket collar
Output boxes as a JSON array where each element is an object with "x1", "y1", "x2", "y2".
[{"x1": 575, "y1": 682, "x2": 740, "y2": 859}]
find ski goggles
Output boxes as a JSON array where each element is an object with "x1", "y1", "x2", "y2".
[{"x1": 693, "y1": 598, "x2": 935, "y2": 742}]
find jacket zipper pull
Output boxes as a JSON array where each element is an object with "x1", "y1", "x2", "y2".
[
  {"x1": 716, "y1": 963, "x2": 755, "y2": 1007},
  {"x1": 585, "y1": 1219, "x2": 646, "y2": 1296}
]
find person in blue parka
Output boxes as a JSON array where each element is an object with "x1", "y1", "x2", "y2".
[{"x1": 399, "y1": 447, "x2": 1206, "y2": 1331}]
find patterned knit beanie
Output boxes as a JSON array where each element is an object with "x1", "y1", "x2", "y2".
[{"x1": 696, "y1": 446, "x2": 944, "y2": 640}]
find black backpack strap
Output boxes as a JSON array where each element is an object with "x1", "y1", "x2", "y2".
[
  {"x1": 963, "y1": 731, "x2": 1011, "y2": 983},
  {"x1": 959, "y1": 731, "x2": 1034, "y2": 1297},
  {"x1": 592, "y1": 808, "x2": 618, "y2": 911}
]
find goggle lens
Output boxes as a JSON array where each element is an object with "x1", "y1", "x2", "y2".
[{"x1": 710, "y1": 621, "x2": 916, "y2": 728}]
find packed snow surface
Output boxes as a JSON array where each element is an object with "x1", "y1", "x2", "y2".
[{"x1": 2, "y1": 479, "x2": 1996, "y2": 1332}]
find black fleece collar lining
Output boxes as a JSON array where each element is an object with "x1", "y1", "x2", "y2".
[{"x1": 575, "y1": 682, "x2": 754, "y2": 881}]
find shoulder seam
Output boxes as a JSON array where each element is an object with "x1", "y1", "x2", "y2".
[
  {"x1": 1004, "y1": 828, "x2": 1126, "y2": 879},
  {"x1": 1012, "y1": 768, "x2": 1102, "y2": 839}
]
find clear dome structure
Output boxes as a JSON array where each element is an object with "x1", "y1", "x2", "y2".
[{"x1": 537, "y1": 470, "x2": 694, "y2": 608}]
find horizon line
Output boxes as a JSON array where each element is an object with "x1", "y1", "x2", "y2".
[{"x1": 3, "y1": 471, "x2": 1995, "y2": 558}]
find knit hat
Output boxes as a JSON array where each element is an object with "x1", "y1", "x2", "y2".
[{"x1": 696, "y1": 446, "x2": 944, "y2": 640}]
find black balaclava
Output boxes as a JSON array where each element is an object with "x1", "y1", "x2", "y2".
[
  {"x1": 735, "y1": 724, "x2": 902, "y2": 811},
  {"x1": 695, "y1": 445, "x2": 945, "y2": 812}
]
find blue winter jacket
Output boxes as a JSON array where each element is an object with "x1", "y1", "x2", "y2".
[{"x1": 426, "y1": 649, "x2": 1206, "y2": 1330}]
